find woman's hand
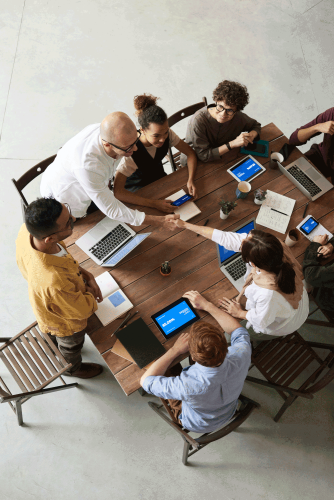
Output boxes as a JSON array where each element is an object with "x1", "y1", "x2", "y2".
[
  {"x1": 187, "y1": 179, "x2": 197, "y2": 200},
  {"x1": 218, "y1": 297, "x2": 245, "y2": 318},
  {"x1": 317, "y1": 242, "x2": 334, "y2": 257}
]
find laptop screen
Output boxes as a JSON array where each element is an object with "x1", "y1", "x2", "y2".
[
  {"x1": 218, "y1": 220, "x2": 255, "y2": 265},
  {"x1": 230, "y1": 157, "x2": 262, "y2": 182}
]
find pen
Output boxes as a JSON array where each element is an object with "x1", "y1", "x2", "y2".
[
  {"x1": 271, "y1": 208, "x2": 288, "y2": 216},
  {"x1": 303, "y1": 202, "x2": 309, "y2": 218},
  {"x1": 197, "y1": 219, "x2": 209, "y2": 237},
  {"x1": 111, "y1": 310, "x2": 139, "y2": 338}
]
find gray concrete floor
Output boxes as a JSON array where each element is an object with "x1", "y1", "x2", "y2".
[{"x1": 0, "y1": 1, "x2": 333, "y2": 499}]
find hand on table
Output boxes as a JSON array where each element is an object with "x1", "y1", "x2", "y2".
[
  {"x1": 183, "y1": 290, "x2": 210, "y2": 311},
  {"x1": 153, "y1": 199, "x2": 175, "y2": 213},
  {"x1": 218, "y1": 297, "x2": 244, "y2": 318},
  {"x1": 317, "y1": 242, "x2": 334, "y2": 257},
  {"x1": 85, "y1": 277, "x2": 103, "y2": 303},
  {"x1": 313, "y1": 234, "x2": 329, "y2": 245},
  {"x1": 172, "y1": 333, "x2": 190, "y2": 355},
  {"x1": 317, "y1": 121, "x2": 334, "y2": 135},
  {"x1": 187, "y1": 180, "x2": 197, "y2": 200},
  {"x1": 231, "y1": 132, "x2": 253, "y2": 149}
]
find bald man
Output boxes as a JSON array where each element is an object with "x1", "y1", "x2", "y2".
[{"x1": 40, "y1": 113, "x2": 179, "y2": 228}]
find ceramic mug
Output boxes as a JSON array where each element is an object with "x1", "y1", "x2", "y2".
[
  {"x1": 236, "y1": 181, "x2": 251, "y2": 199},
  {"x1": 285, "y1": 228, "x2": 300, "y2": 247},
  {"x1": 270, "y1": 152, "x2": 284, "y2": 170}
]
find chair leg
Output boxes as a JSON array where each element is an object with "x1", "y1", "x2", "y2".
[
  {"x1": 15, "y1": 400, "x2": 23, "y2": 426},
  {"x1": 274, "y1": 395, "x2": 297, "y2": 422},
  {"x1": 182, "y1": 439, "x2": 191, "y2": 466}
]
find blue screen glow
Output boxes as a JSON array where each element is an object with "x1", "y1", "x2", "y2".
[
  {"x1": 301, "y1": 218, "x2": 318, "y2": 235},
  {"x1": 231, "y1": 158, "x2": 261, "y2": 181},
  {"x1": 155, "y1": 301, "x2": 196, "y2": 336}
]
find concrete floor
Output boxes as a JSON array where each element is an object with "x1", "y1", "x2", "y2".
[{"x1": 0, "y1": 0, "x2": 333, "y2": 499}]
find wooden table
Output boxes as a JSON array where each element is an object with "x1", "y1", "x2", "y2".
[{"x1": 66, "y1": 123, "x2": 334, "y2": 395}]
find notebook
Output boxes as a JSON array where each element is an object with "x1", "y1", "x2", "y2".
[
  {"x1": 256, "y1": 190, "x2": 295, "y2": 234},
  {"x1": 166, "y1": 189, "x2": 201, "y2": 221},
  {"x1": 111, "y1": 339, "x2": 156, "y2": 370},
  {"x1": 116, "y1": 318, "x2": 166, "y2": 369},
  {"x1": 94, "y1": 272, "x2": 133, "y2": 326}
]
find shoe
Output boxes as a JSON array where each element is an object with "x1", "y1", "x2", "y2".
[{"x1": 66, "y1": 363, "x2": 103, "y2": 379}]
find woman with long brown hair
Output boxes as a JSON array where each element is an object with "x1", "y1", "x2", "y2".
[{"x1": 114, "y1": 93, "x2": 197, "y2": 213}]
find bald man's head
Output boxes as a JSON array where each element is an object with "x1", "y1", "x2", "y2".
[{"x1": 100, "y1": 112, "x2": 137, "y2": 146}]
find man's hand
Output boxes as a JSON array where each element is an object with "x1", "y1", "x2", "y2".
[
  {"x1": 317, "y1": 242, "x2": 334, "y2": 257},
  {"x1": 153, "y1": 199, "x2": 175, "y2": 213},
  {"x1": 183, "y1": 290, "x2": 210, "y2": 311},
  {"x1": 172, "y1": 333, "x2": 190, "y2": 355},
  {"x1": 317, "y1": 121, "x2": 334, "y2": 135},
  {"x1": 187, "y1": 180, "x2": 197, "y2": 199},
  {"x1": 86, "y1": 277, "x2": 103, "y2": 303},
  {"x1": 218, "y1": 297, "x2": 244, "y2": 318},
  {"x1": 161, "y1": 213, "x2": 180, "y2": 230},
  {"x1": 313, "y1": 234, "x2": 329, "y2": 245},
  {"x1": 231, "y1": 132, "x2": 253, "y2": 149}
]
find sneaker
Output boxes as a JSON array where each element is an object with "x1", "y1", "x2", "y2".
[{"x1": 65, "y1": 363, "x2": 103, "y2": 379}]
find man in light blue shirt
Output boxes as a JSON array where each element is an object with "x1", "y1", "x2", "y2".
[{"x1": 140, "y1": 290, "x2": 251, "y2": 433}]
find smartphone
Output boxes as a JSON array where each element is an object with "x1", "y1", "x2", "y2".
[
  {"x1": 299, "y1": 216, "x2": 319, "y2": 236},
  {"x1": 244, "y1": 142, "x2": 266, "y2": 154},
  {"x1": 171, "y1": 194, "x2": 193, "y2": 207}
]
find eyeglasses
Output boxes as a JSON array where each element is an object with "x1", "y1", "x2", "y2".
[
  {"x1": 215, "y1": 103, "x2": 236, "y2": 116},
  {"x1": 42, "y1": 203, "x2": 74, "y2": 238},
  {"x1": 101, "y1": 130, "x2": 142, "y2": 153}
]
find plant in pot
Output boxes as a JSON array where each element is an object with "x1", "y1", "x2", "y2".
[
  {"x1": 254, "y1": 188, "x2": 267, "y2": 205},
  {"x1": 219, "y1": 198, "x2": 237, "y2": 219},
  {"x1": 160, "y1": 261, "x2": 171, "y2": 277}
]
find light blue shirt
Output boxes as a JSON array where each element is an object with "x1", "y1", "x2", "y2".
[{"x1": 143, "y1": 327, "x2": 252, "y2": 433}]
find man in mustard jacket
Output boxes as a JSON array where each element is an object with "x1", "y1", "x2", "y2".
[{"x1": 16, "y1": 198, "x2": 103, "y2": 378}]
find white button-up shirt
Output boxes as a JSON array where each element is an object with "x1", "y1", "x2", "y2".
[
  {"x1": 212, "y1": 229, "x2": 309, "y2": 335},
  {"x1": 40, "y1": 124, "x2": 145, "y2": 225}
]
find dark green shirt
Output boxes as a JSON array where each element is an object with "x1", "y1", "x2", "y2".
[{"x1": 302, "y1": 237, "x2": 334, "y2": 312}]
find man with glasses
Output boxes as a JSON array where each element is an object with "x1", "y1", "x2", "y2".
[
  {"x1": 40, "y1": 112, "x2": 179, "y2": 229},
  {"x1": 180, "y1": 80, "x2": 261, "y2": 165},
  {"x1": 16, "y1": 198, "x2": 104, "y2": 379}
]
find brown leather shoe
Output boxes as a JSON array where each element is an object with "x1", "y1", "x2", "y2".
[{"x1": 66, "y1": 363, "x2": 103, "y2": 379}]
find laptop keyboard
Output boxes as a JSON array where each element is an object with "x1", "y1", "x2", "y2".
[
  {"x1": 225, "y1": 257, "x2": 247, "y2": 281},
  {"x1": 288, "y1": 165, "x2": 322, "y2": 197},
  {"x1": 89, "y1": 225, "x2": 132, "y2": 261}
]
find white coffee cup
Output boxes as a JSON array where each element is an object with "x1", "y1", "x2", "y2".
[
  {"x1": 270, "y1": 152, "x2": 284, "y2": 170},
  {"x1": 285, "y1": 229, "x2": 300, "y2": 247}
]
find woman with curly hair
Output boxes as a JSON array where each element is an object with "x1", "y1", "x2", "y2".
[
  {"x1": 180, "y1": 80, "x2": 261, "y2": 165},
  {"x1": 114, "y1": 94, "x2": 197, "y2": 213}
]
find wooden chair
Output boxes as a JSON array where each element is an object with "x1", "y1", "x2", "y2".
[
  {"x1": 0, "y1": 321, "x2": 78, "y2": 426},
  {"x1": 305, "y1": 291, "x2": 334, "y2": 328},
  {"x1": 166, "y1": 97, "x2": 207, "y2": 171},
  {"x1": 148, "y1": 394, "x2": 260, "y2": 465},
  {"x1": 11, "y1": 154, "x2": 57, "y2": 220},
  {"x1": 246, "y1": 331, "x2": 334, "y2": 422}
]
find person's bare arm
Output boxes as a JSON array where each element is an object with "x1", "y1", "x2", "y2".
[
  {"x1": 297, "y1": 121, "x2": 334, "y2": 143},
  {"x1": 218, "y1": 130, "x2": 258, "y2": 156},
  {"x1": 176, "y1": 218, "x2": 214, "y2": 239},
  {"x1": 183, "y1": 291, "x2": 241, "y2": 334},
  {"x1": 140, "y1": 333, "x2": 189, "y2": 385},
  {"x1": 174, "y1": 140, "x2": 198, "y2": 198},
  {"x1": 113, "y1": 171, "x2": 175, "y2": 213}
]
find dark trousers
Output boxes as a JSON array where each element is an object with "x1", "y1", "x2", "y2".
[
  {"x1": 50, "y1": 330, "x2": 86, "y2": 373},
  {"x1": 305, "y1": 145, "x2": 334, "y2": 183}
]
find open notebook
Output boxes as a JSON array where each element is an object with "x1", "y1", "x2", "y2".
[
  {"x1": 94, "y1": 272, "x2": 133, "y2": 326},
  {"x1": 166, "y1": 189, "x2": 201, "y2": 221}
]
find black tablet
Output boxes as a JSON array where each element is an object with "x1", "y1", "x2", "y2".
[{"x1": 151, "y1": 297, "x2": 200, "y2": 340}]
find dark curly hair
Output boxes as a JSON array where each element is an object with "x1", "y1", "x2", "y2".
[
  {"x1": 241, "y1": 230, "x2": 296, "y2": 295},
  {"x1": 133, "y1": 93, "x2": 167, "y2": 130},
  {"x1": 212, "y1": 80, "x2": 249, "y2": 111},
  {"x1": 25, "y1": 197, "x2": 63, "y2": 239},
  {"x1": 189, "y1": 321, "x2": 228, "y2": 367}
]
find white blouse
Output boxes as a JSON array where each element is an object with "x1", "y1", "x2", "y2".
[{"x1": 212, "y1": 229, "x2": 309, "y2": 336}]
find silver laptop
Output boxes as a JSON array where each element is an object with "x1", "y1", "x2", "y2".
[
  {"x1": 216, "y1": 218, "x2": 255, "y2": 292},
  {"x1": 76, "y1": 217, "x2": 151, "y2": 267},
  {"x1": 278, "y1": 156, "x2": 333, "y2": 201}
]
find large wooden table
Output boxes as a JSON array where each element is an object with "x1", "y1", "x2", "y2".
[{"x1": 66, "y1": 123, "x2": 334, "y2": 396}]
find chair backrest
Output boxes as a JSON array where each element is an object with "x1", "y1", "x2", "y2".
[
  {"x1": 11, "y1": 154, "x2": 57, "y2": 208},
  {"x1": 168, "y1": 97, "x2": 207, "y2": 128},
  {"x1": 0, "y1": 321, "x2": 71, "y2": 398}
]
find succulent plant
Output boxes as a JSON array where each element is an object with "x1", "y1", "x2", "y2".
[
  {"x1": 254, "y1": 188, "x2": 267, "y2": 201},
  {"x1": 161, "y1": 261, "x2": 171, "y2": 274},
  {"x1": 219, "y1": 199, "x2": 237, "y2": 215}
]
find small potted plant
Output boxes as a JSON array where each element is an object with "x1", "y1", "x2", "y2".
[
  {"x1": 254, "y1": 188, "x2": 267, "y2": 205},
  {"x1": 219, "y1": 198, "x2": 237, "y2": 220},
  {"x1": 160, "y1": 261, "x2": 171, "y2": 277}
]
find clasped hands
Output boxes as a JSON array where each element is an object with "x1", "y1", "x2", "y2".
[{"x1": 313, "y1": 234, "x2": 333, "y2": 257}]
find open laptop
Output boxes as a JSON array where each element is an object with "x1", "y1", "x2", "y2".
[
  {"x1": 278, "y1": 156, "x2": 333, "y2": 201},
  {"x1": 216, "y1": 218, "x2": 255, "y2": 292},
  {"x1": 76, "y1": 217, "x2": 151, "y2": 267}
]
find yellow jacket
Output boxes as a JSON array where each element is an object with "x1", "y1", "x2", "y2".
[{"x1": 16, "y1": 224, "x2": 97, "y2": 337}]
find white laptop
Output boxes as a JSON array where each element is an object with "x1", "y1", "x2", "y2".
[
  {"x1": 216, "y1": 218, "x2": 255, "y2": 292},
  {"x1": 278, "y1": 156, "x2": 333, "y2": 201},
  {"x1": 76, "y1": 217, "x2": 151, "y2": 267}
]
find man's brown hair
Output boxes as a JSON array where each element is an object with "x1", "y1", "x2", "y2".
[
  {"x1": 212, "y1": 80, "x2": 249, "y2": 111},
  {"x1": 188, "y1": 321, "x2": 228, "y2": 367}
]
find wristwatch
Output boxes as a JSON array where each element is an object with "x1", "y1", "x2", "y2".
[{"x1": 225, "y1": 142, "x2": 232, "y2": 151}]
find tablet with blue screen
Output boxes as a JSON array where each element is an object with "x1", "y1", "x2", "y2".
[
  {"x1": 227, "y1": 155, "x2": 265, "y2": 183},
  {"x1": 151, "y1": 298, "x2": 200, "y2": 340}
]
